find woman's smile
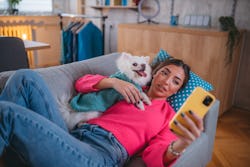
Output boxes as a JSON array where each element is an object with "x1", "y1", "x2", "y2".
[{"x1": 156, "y1": 83, "x2": 168, "y2": 93}]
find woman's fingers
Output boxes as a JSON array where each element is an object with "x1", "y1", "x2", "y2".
[
  {"x1": 180, "y1": 112, "x2": 202, "y2": 138},
  {"x1": 171, "y1": 111, "x2": 204, "y2": 143},
  {"x1": 124, "y1": 86, "x2": 140, "y2": 104},
  {"x1": 114, "y1": 79, "x2": 142, "y2": 104},
  {"x1": 169, "y1": 111, "x2": 205, "y2": 158},
  {"x1": 172, "y1": 119, "x2": 196, "y2": 142},
  {"x1": 189, "y1": 110, "x2": 204, "y2": 131}
]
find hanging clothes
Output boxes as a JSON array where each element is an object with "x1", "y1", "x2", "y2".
[
  {"x1": 71, "y1": 21, "x2": 85, "y2": 62},
  {"x1": 61, "y1": 21, "x2": 80, "y2": 64},
  {"x1": 76, "y1": 21, "x2": 103, "y2": 61},
  {"x1": 61, "y1": 20, "x2": 103, "y2": 64}
]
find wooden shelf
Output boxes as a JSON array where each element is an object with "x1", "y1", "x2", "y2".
[{"x1": 91, "y1": 5, "x2": 137, "y2": 15}]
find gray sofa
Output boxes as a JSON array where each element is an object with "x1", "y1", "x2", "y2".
[{"x1": 0, "y1": 52, "x2": 219, "y2": 167}]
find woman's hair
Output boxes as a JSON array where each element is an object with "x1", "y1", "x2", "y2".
[{"x1": 151, "y1": 58, "x2": 190, "y2": 89}]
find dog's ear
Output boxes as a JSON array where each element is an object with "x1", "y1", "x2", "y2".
[
  {"x1": 117, "y1": 52, "x2": 130, "y2": 70},
  {"x1": 121, "y1": 52, "x2": 132, "y2": 59},
  {"x1": 120, "y1": 52, "x2": 133, "y2": 62},
  {"x1": 144, "y1": 56, "x2": 150, "y2": 63}
]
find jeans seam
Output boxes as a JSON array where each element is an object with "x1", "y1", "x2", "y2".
[
  {"x1": 92, "y1": 126, "x2": 127, "y2": 166},
  {"x1": 23, "y1": 79, "x2": 53, "y2": 120}
]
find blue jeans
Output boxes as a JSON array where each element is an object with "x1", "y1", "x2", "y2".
[{"x1": 0, "y1": 69, "x2": 128, "y2": 167}]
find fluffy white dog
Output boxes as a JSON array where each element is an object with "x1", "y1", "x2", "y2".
[{"x1": 65, "y1": 52, "x2": 152, "y2": 129}]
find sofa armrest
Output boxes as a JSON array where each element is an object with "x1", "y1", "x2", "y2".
[{"x1": 172, "y1": 100, "x2": 219, "y2": 167}]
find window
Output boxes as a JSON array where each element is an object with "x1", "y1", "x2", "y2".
[
  {"x1": 0, "y1": 0, "x2": 52, "y2": 13},
  {"x1": 0, "y1": 0, "x2": 8, "y2": 9}
]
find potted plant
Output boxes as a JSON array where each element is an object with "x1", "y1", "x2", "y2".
[
  {"x1": 219, "y1": 16, "x2": 241, "y2": 64},
  {"x1": 8, "y1": 0, "x2": 22, "y2": 15}
]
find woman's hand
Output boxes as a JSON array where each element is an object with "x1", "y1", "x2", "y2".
[
  {"x1": 111, "y1": 78, "x2": 142, "y2": 104},
  {"x1": 165, "y1": 111, "x2": 204, "y2": 162},
  {"x1": 174, "y1": 111, "x2": 204, "y2": 145},
  {"x1": 95, "y1": 77, "x2": 142, "y2": 104}
]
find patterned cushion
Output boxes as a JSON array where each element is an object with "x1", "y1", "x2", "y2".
[{"x1": 152, "y1": 49, "x2": 214, "y2": 112}]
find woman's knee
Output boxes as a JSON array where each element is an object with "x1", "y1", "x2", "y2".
[
  {"x1": 14, "y1": 69, "x2": 39, "y2": 80},
  {"x1": 7, "y1": 69, "x2": 41, "y2": 86},
  {"x1": 0, "y1": 101, "x2": 16, "y2": 112}
]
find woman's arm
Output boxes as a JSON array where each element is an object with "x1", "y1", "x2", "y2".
[
  {"x1": 75, "y1": 74, "x2": 107, "y2": 93},
  {"x1": 75, "y1": 74, "x2": 142, "y2": 104}
]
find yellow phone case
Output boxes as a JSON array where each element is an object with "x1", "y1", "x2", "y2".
[{"x1": 169, "y1": 87, "x2": 216, "y2": 135}]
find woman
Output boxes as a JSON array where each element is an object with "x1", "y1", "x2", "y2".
[{"x1": 0, "y1": 58, "x2": 203, "y2": 167}]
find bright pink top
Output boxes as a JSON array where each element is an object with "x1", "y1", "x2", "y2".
[{"x1": 75, "y1": 74, "x2": 178, "y2": 167}]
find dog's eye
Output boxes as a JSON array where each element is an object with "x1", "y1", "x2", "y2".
[{"x1": 132, "y1": 63, "x2": 138, "y2": 66}]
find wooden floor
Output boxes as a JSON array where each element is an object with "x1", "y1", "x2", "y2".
[{"x1": 207, "y1": 107, "x2": 250, "y2": 167}]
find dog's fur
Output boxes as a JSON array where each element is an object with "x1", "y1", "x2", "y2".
[{"x1": 64, "y1": 52, "x2": 152, "y2": 130}]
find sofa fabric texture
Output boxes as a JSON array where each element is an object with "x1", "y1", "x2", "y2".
[{"x1": 0, "y1": 52, "x2": 219, "y2": 167}]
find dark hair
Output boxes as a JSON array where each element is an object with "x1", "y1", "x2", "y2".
[{"x1": 152, "y1": 58, "x2": 190, "y2": 89}]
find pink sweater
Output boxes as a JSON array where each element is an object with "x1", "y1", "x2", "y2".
[{"x1": 75, "y1": 74, "x2": 178, "y2": 167}]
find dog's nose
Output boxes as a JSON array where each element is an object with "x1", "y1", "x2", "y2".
[{"x1": 141, "y1": 64, "x2": 146, "y2": 71}]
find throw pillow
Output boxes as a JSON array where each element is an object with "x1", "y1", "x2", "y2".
[{"x1": 152, "y1": 49, "x2": 214, "y2": 112}]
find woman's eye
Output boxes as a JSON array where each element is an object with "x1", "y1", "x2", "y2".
[
  {"x1": 161, "y1": 70, "x2": 168, "y2": 76},
  {"x1": 173, "y1": 80, "x2": 180, "y2": 85},
  {"x1": 133, "y1": 63, "x2": 137, "y2": 66}
]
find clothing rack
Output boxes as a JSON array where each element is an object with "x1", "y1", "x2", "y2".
[{"x1": 58, "y1": 13, "x2": 108, "y2": 50}]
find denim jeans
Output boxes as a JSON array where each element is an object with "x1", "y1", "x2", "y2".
[{"x1": 0, "y1": 69, "x2": 128, "y2": 167}]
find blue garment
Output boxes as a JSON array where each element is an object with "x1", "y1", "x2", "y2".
[
  {"x1": 0, "y1": 70, "x2": 128, "y2": 167},
  {"x1": 77, "y1": 21, "x2": 103, "y2": 61},
  {"x1": 70, "y1": 72, "x2": 142, "y2": 112},
  {"x1": 61, "y1": 22, "x2": 80, "y2": 64},
  {"x1": 61, "y1": 21, "x2": 103, "y2": 63}
]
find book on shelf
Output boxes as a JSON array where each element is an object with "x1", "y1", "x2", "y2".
[{"x1": 102, "y1": 0, "x2": 136, "y2": 7}]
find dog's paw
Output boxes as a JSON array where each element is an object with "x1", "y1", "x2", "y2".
[
  {"x1": 136, "y1": 101, "x2": 145, "y2": 111},
  {"x1": 144, "y1": 98, "x2": 152, "y2": 105},
  {"x1": 141, "y1": 92, "x2": 152, "y2": 106}
]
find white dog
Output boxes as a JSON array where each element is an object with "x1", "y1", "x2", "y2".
[{"x1": 65, "y1": 52, "x2": 152, "y2": 129}]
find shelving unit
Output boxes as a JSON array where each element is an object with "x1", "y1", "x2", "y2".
[
  {"x1": 91, "y1": 5, "x2": 137, "y2": 9},
  {"x1": 77, "y1": 0, "x2": 138, "y2": 15},
  {"x1": 91, "y1": 5, "x2": 137, "y2": 15},
  {"x1": 77, "y1": 0, "x2": 86, "y2": 14}
]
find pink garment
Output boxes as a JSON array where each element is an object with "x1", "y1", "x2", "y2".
[{"x1": 75, "y1": 74, "x2": 178, "y2": 167}]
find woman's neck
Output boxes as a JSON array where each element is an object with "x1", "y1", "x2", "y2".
[{"x1": 146, "y1": 89, "x2": 166, "y2": 100}]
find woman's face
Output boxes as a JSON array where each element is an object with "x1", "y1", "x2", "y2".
[{"x1": 148, "y1": 64, "x2": 185, "y2": 99}]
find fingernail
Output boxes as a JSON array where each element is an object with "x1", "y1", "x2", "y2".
[
  {"x1": 181, "y1": 112, "x2": 185, "y2": 118},
  {"x1": 174, "y1": 120, "x2": 178, "y2": 125},
  {"x1": 189, "y1": 110, "x2": 193, "y2": 115}
]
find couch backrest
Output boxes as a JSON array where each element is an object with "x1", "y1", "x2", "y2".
[{"x1": 37, "y1": 53, "x2": 119, "y2": 98}]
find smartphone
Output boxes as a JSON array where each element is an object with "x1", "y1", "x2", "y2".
[{"x1": 169, "y1": 87, "x2": 216, "y2": 136}]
